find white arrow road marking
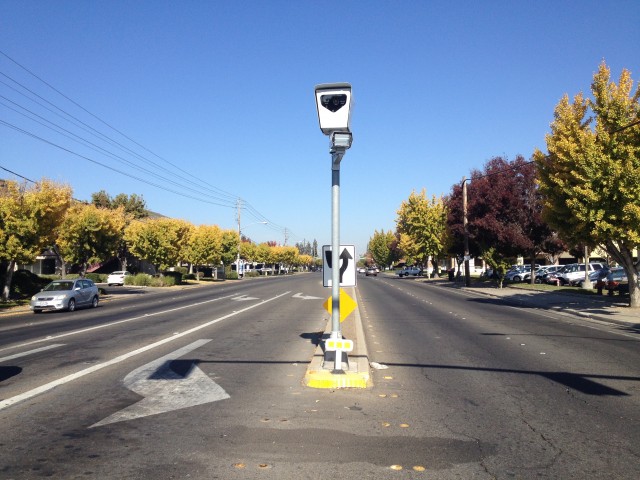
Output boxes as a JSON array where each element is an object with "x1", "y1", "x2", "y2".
[
  {"x1": 0, "y1": 291, "x2": 290, "y2": 412},
  {"x1": 231, "y1": 294, "x2": 259, "y2": 301},
  {"x1": 292, "y1": 292, "x2": 322, "y2": 300},
  {"x1": 91, "y1": 339, "x2": 228, "y2": 428}
]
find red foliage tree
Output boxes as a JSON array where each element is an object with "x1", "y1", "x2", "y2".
[{"x1": 446, "y1": 155, "x2": 561, "y2": 281}]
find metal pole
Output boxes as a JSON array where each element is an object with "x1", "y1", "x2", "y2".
[
  {"x1": 462, "y1": 177, "x2": 471, "y2": 287},
  {"x1": 236, "y1": 199, "x2": 242, "y2": 278},
  {"x1": 331, "y1": 160, "x2": 341, "y2": 340}
]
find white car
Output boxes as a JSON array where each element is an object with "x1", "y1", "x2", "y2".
[
  {"x1": 107, "y1": 271, "x2": 131, "y2": 286},
  {"x1": 557, "y1": 263, "x2": 605, "y2": 286},
  {"x1": 30, "y1": 279, "x2": 99, "y2": 313}
]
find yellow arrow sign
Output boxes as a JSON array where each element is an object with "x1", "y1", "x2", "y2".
[{"x1": 323, "y1": 288, "x2": 357, "y2": 322}]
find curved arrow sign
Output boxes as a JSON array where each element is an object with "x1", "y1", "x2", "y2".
[
  {"x1": 91, "y1": 339, "x2": 228, "y2": 428},
  {"x1": 322, "y1": 245, "x2": 356, "y2": 287}
]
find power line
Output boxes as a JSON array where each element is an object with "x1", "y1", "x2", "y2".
[
  {"x1": 0, "y1": 50, "x2": 297, "y2": 239},
  {"x1": 0, "y1": 120, "x2": 237, "y2": 208},
  {"x1": 0, "y1": 50, "x2": 238, "y2": 203}
]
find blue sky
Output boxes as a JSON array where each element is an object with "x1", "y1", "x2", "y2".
[{"x1": 1, "y1": 1, "x2": 638, "y2": 256}]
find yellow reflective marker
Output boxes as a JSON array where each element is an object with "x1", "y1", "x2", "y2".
[{"x1": 323, "y1": 288, "x2": 357, "y2": 322}]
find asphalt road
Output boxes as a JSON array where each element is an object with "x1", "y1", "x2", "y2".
[{"x1": 1, "y1": 272, "x2": 639, "y2": 479}]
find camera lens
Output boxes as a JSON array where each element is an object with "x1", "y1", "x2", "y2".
[{"x1": 321, "y1": 94, "x2": 347, "y2": 112}]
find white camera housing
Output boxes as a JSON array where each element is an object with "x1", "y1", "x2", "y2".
[{"x1": 315, "y1": 83, "x2": 352, "y2": 135}]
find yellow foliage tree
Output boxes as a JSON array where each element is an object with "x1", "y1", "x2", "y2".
[
  {"x1": 0, "y1": 179, "x2": 72, "y2": 301},
  {"x1": 56, "y1": 204, "x2": 126, "y2": 275},
  {"x1": 125, "y1": 218, "x2": 193, "y2": 273},
  {"x1": 535, "y1": 62, "x2": 640, "y2": 307},
  {"x1": 185, "y1": 224, "x2": 223, "y2": 280}
]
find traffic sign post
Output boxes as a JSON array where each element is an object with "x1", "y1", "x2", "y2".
[{"x1": 315, "y1": 83, "x2": 353, "y2": 373}]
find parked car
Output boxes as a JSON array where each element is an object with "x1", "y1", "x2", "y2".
[
  {"x1": 358, "y1": 267, "x2": 366, "y2": 274},
  {"x1": 30, "y1": 278, "x2": 99, "y2": 313},
  {"x1": 398, "y1": 266, "x2": 422, "y2": 277},
  {"x1": 536, "y1": 265, "x2": 562, "y2": 283},
  {"x1": 365, "y1": 267, "x2": 377, "y2": 276},
  {"x1": 605, "y1": 267, "x2": 628, "y2": 295},
  {"x1": 523, "y1": 265, "x2": 556, "y2": 283},
  {"x1": 505, "y1": 266, "x2": 532, "y2": 282},
  {"x1": 556, "y1": 263, "x2": 606, "y2": 286},
  {"x1": 107, "y1": 270, "x2": 131, "y2": 286},
  {"x1": 545, "y1": 265, "x2": 569, "y2": 284},
  {"x1": 573, "y1": 267, "x2": 610, "y2": 288}
]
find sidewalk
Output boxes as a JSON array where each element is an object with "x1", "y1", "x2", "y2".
[{"x1": 435, "y1": 278, "x2": 640, "y2": 328}]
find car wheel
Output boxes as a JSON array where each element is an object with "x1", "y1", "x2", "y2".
[
  {"x1": 33, "y1": 309, "x2": 42, "y2": 314},
  {"x1": 513, "y1": 275, "x2": 521, "y2": 282},
  {"x1": 92, "y1": 296, "x2": 99, "y2": 308},
  {"x1": 67, "y1": 298, "x2": 76, "y2": 312},
  {"x1": 534, "y1": 278, "x2": 541, "y2": 284}
]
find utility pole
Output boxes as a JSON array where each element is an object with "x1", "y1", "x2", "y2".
[{"x1": 462, "y1": 177, "x2": 471, "y2": 287}]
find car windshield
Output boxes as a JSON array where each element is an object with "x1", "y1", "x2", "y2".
[{"x1": 44, "y1": 281, "x2": 74, "y2": 291}]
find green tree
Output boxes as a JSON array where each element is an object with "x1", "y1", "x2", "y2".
[
  {"x1": 0, "y1": 179, "x2": 72, "y2": 301},
  {"x1": 91, "y1": 190, "x2": 148, "y2": 219},
  {"x1": 535, "y1": 62, "x2": 640, "y2": 307},
  {"x1": 368, "y1": 229, "x2": 397, "y2": 269},
  {"x1": 396, "y1": 190, "x2": 449, "y2": 271},
  {"x1": 56, "y1": 204, "x2": 126, "y2": 275}
]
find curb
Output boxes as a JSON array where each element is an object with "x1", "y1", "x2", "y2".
[{"x1": 304, "y1": 287, "x2": 371, "y2": 389}]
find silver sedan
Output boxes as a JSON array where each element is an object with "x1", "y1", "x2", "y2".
[{"x1": 30, "y1": 278, "x2": 99, "y2": 313}]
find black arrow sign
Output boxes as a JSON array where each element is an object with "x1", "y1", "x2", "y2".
[{"x1": 325, "y1": 248, "x2": 353, "y2": 284}]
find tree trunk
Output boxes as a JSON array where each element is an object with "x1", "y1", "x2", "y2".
[
  {"x1": 628, "y1": 271, "x2": 640, "y2": 309},
  {"x1": 2, "y1": 260, "x2": 16, "y2": 302}
]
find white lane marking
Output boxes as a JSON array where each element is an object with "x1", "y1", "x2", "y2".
[
  {"x1": 0, "y1": 344, "x2": 65, "y2": 363},
  {"x1": 0, "y1": 291, "x2": 290, "y2": 411},
  {"x1": 91, "y1": 339, "x2": 228, "y2": 428},
  {"x1": 0, "y1": 294, "x2": 237, "y2": 354}
]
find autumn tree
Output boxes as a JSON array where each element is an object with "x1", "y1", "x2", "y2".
[
  {"x1": 56, "y1": 204, "x2": 126, "y2": 275},
  {"x1": 184, "y1": 224, "x2": 223, "y2": 280},
  {"x1": 296, "y1": 254, "x2": 313, "y2": 270},
  {"x1": 254, "y1": 243, "x2": 273, "y2": 270},
  {"x1": 91, "y1": 190, "x2": 149, "y2": 270},
  {"x1": 272, "y1": 245, "x2": 298, "y2": 272},
  {"x1": 396, "y1": 190, "x2": 449, "y2": 272},
  {"x1": 125, "y1": 218, "x2": 193, "y2": 273},
  {"x1": 368, "y1": 230, "x2": 398, "y2": 270},
  {"x1": 220, "y1": 229, "x2": 240, "y2": 267},
  {"x1": 446, "y1": 156, "x2": 557, "y2": 286},
  {"x1": 0, "y1": 179, "x2": 72, "y2": 301},
  {"x1": 535, "y1": 62, "x2": 640, "y2": 306}
]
